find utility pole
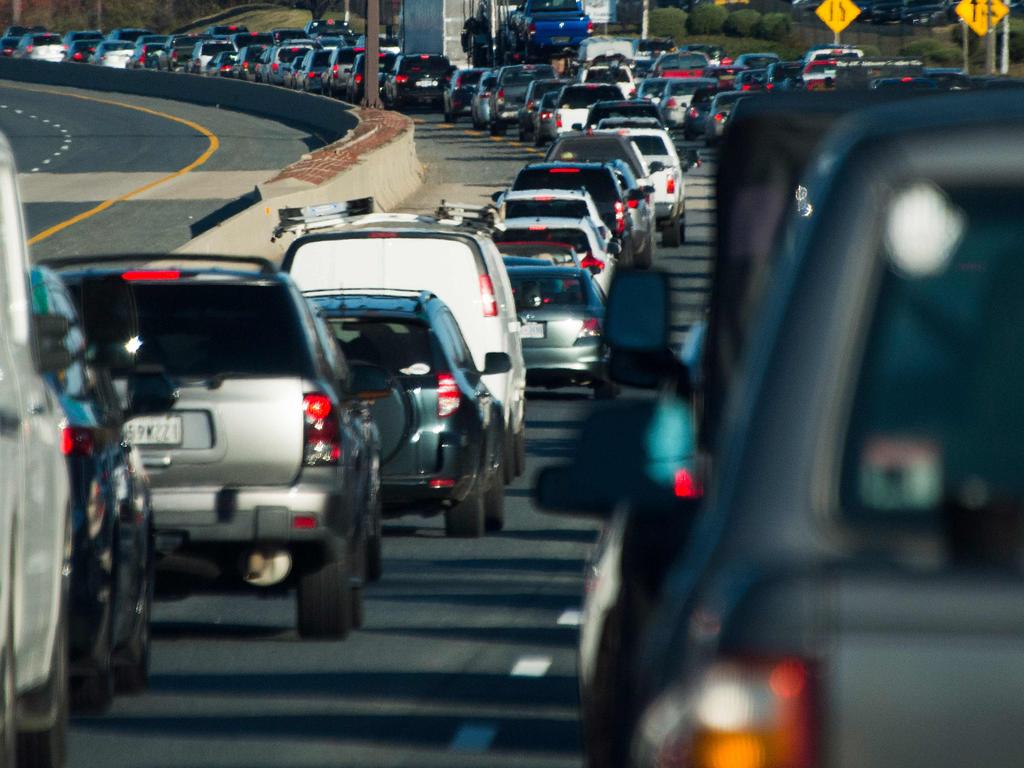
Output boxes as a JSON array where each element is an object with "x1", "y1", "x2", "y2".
[
  {"x1": 641, "y1": 0, "x2": 649, "y2": 38},
  {"x1": 962, "y1": 19, "x2": 969, "y2": 74},
  {"x1": 1001, "y1": 13, "x2": 1009, "y2": 74},
  {"x1": 986, "y1": 23, "x2": 995, "y2": 74},
  {"x1": 11, "y1": 0, "x2": 19, "y2": 24},
  {"x1": 363, "y1": 0, "x2": 383, "y2": 108}
]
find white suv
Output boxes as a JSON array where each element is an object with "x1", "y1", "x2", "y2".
[
  {"x1": 279, "y1": 206, "x2": 528, "y2": 483},
  {"x1": 0, "y1": 132, "x2": 73, "y2": 768}
]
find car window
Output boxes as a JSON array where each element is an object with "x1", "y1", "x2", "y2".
[
  {"x1": 511, "y1": 275, "x2": 586, "y2": 309},
  {"x1": 497, "y1": 227, "x2": 591, "y2": 252},
  {"x1": 514, "y1": 167, "x2": 618, "y2": 203},
  {"x1": 399, "y1": 55, "x2": 449, "y2": 74},
  {"x1": 658, "y1": 52, "x2": 708, "y2": 69},
  {"x1": 841, "y1": 184, "x2": 1024, "y2": 523},
  {"x1": 630, "y1": 135, "x2": 671, "y2": 156},
  {"x1": 505, "y1": 198, "x2": 588, "y2": 218},
  {"x1": 434, "y1": 309, "x2": 474, "y2": 370},
  {"x1": 561, "y1": 86, "x2": 621, "y2": 107},
  {"x1": 328, "y1": 318, "x2": 437, "y2": 373}
]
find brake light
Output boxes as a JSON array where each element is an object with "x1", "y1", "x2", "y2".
[
  {"x1": 648, "y1": 657, "x2": 815, "y2": 768},
  {"x1": 579, "y1": 254, "x2": 604, "y2": 273},
  {"x1": 395, "y1": 73, "x2": 408, "y2": 83},
  {"x1": 354, "y1": 72, "x2": 363, "y2": 83},
  {"x1": 549, "y1": 167, "x2": 579, "y2": 173},
  {"x1": 674, "y1": 467, "x2": 701, "y2": 498},
  {"x1": 121, "y1": 270, "x2": 181, "y2": 281},
  {"x1": 576, "y1": 316, "x2": 601, "y2": 338},
  {"x1": 302, "y1": 393, "x2": 340, "y2": 465},
  {"x1": 171, "y1": 50, "x2": 178, "y2": 60},
  {"x1": 61, "y1": 426, "x2": 94, "y2": 457},
  {"x1": 367, "y1": 231, "x2": 396, "y2": 238},
  {"x1": 308, "y1": 71, "x2": 317, "y2": 78},
  {"x1": 688, "y1": 106, "x2": 699, "y2": 118},
  {"x1": 900, "y1": 76, "x2": 913, "y2": 83},
  {"x1": 221, "y1": 64, "x2": 232, "y2": 71},
  {"x1": 714, "y1": 112, "x2": 726, "y2": 122},
  {"x1": 667, "y1": 177, "x2": 675, "y2": 194},
  {"x1": 628, "y1": 198, "x2": 638, "y2": 209},
  {"x1": 332, "y1": 63, "x2": 338, "y2": 73},
  {"x1": 533, "y1": 195, "x2": 553, "y2": 201},
  {"x1": 666, "y1": 97, "x2": 677, "y2": 108},
  {"x1": 272, "y1": 61, "x2": 279, "y2": 71},
  {"x1": 436, "y1": 373, "x2": 460, "y2": 417},
  {"x1": 479, "y1": 275, "x2": 498, "y2": 317},
  {"x1": 556, "y1": 114, "x2": 562, "y2": 127},
  {"x1": 614, "y1": 200, "x2": 626, "y2": 234},
  {"x1": 587, "y1": 20, "x2": 594, "y2": 33},
  {"x1": 741, "y1": 84, "x2": 752, "y2": 91},
  {"x1": 528, "y1": 224, "x2": 546, "y2": 231},
  {"x1": 497, "y1": 87, "x2": 505, "y2": 103},
  {"x1": 72, "y1": 52, "x2": 82, "y2": 60},
  {"x1": 528, "y1": 22, "x2": 537, "y2": 34}
]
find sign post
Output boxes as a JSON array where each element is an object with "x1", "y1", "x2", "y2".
[
  {"x1": 956, "y1": 0, "x2": 1009, "y2": 75},
  {"x1": 815, "y1": 0, "x2": 861, "y2": 42}
]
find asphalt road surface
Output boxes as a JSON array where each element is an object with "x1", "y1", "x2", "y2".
[
  {"x1": 0, "y1": 89, "x2": 715, "y2": 768},
  {"x1": 0, "y1": 80, "x2": 324, "y2": 261}
]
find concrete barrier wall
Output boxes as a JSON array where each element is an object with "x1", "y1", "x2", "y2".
[{"x1": 0, "y1": 59, "x2": 358, "y2": 142}]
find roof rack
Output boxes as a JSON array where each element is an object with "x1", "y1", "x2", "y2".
[
  {"x1": 434, "y1": 200, "x2": 503, "y2": 231},
  {"x1": 302, "y1": 288, "x2": 434, "y2": 301},
  {"x1": 272, "y1": 196, "x2": 376, "y2": 240},
  {"x1": 44, "y1": 254, "x2": 277, "y2": 275}
]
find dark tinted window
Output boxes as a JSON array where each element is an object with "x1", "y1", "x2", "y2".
[
  {"x1": 513, "y1": 167, "x2": 619, "y2": 203},
  {"x1": 548, "y1": 138, "x2": 640, "y2": 174},
  {"x1": 456, "y1": 69, "x2": 483, "y2": 86},
  {"x1": 560, "y1": 86, "x2": 620, "y2": 107},
  {"x1": 328, "y1": 319, "x2": 437, "y2": 372},
  {"x1": 530, "y1": 0, "x2": 580, "y2": 10},
  {"x1": 203, "y1": 42, "x2": 234, "y2": 54},
  {"x1": 658, "y1": 52, "x2": 708, "y2": 69},
  {"x1": 34, "y1": 34, "x2": 61, "y2": 44},
  {"x1": 310, "y1": 50, "x2": 330, "y2": 66},
  {"x1": 505, "y1": 198, "x2": 588, "y2": 218},
  {"x1": 337, "y1": 47, "x2": 361, "y2": 63},
  {"x1": 588, "y1": 104, "x2": 659, "y2": 125},
  {"x1": 501, "y1": 65, "x2": 555, "y2": 85},
  {"x1": 841, "y1": 186, "x2": 1024, "y2": 522},
  {"x1": 399, "y1": 55, "x2": 450, "y2": 74},
  {"x1": 497, "y1": 227, "x2": 591, "y2": 252},
  {"x1": 279, "y1": 46, "x2": 310, "y2": 63},
  {"x1": 584, "y1": 68, "x2": 631, "y2": 83},
  {"x1": 631, "y1": 135, "x2": 671, "y2": 156},
  {"x1": 71, "y1": 282, "x2": 315, "y2": 379},
  {"x1": 511, "y1": 275, "x2": 586, "y2": 309}
]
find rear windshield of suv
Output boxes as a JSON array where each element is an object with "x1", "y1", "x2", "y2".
[
  {"x1": 309, "y1": 50, "x2": 330, "y2": 66},
  {"x1": 72, "y1": 282, "x2": 315, "y2": 379},
  {"x1": 497, "y1": 227, "x2": 591, "y2": 253},
  {"x1": 631, "y1": 134, "x2": 671, "y2": 156},
  {"x1": 501, "y1": 66, "x2": 555, "y2": 86},
  {"x1": 589, "y1": 104, "x2": 659, "y2": 123},
  {"x1": 328, "y1": 319, "x2": 438, "y2": 373},
  {"x1": 584, "y1": 68, "x2": 630, "y2": 83},
  {"x1": 505, "y1": 199, "x2": 588, "y2": 218},
  {"x1": 657, "y1": 52, "x2": 708, "y2": 69},
  {"x1": 34, "y1": 34, "x2": 62, "y2": 45},
  {"x1": 203, "y1": 42, "x2": 234, "y2": 55},
  {"x1": 841, "y1": 185, "x2": 1024, "y2": 523},
  {"x1": 399, "y1": 55, "x2": 449, "y2": 74},
  {"x1": 560, "y1": 85, "x2": 621, "y2": 107},
  {"x1": 278, "y1": 46, "x2": 310, "y2": 63},
  {"x1": 514, "y1": 167, "x2": 619, "y2": 204},
  {"x1": 457, "y1": 69, "x2": 483, "y2": 86},
  {"x1": 548, "y1": 138, "x2": 642, "y2": 175}
]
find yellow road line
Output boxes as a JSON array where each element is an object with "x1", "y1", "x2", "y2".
[
  {"x1": 463, "y1": 130, "x2": 482, "y2": 136},
  {"x1": 488, "y1": 136, "x2": 505, "y2": 142},
  {"x1": 0, "y1": 84, "x2": 219, "y2": 245}
]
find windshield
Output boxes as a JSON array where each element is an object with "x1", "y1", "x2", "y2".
[
  {"x1": 515, "y1": 167, "x2": 619, "y2": 204},
  {"x1": 506, "y1": 198, "x2": 589, "y2": 218},
  {"x1": 510, "y1": 274, "x2": 587, "y2": 309},
  {"x1": 529, "y1": 0, "x2": 580, "y2": 10},
  {"x1": 560, "y1": 85, "x2": 621, "y2": 107},
  {"x1": 657, "y1": 52, "x2": 708, "y2": 69},
  {"x1": 497, "y1": 226, "x2": 592, "y2": 252},
  {"x1": 630, "y1": 135, "x2": 671, "y2": 156},
  {"x1": 501, "y1": 66, "x2": 555, "y2": 85},
  {"x1": 399, "y1": 55, "x2": 450, "y2": 74},
  {"x1": 584, "y1": 68, "x2": 630, "y2": 83}
]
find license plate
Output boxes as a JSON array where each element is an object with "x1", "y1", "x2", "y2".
[
  {"x1": 417, "y1": 79, "x2": 437, "y2": 87},
  {"x1": 551, "y1": 36, "x2": 570, "y2": 43},
  {"x1": 520, "y1": 322, "x2": 546, "y2": 339},
  {"x1": 125, "y1": 415, "x2": 182, "y2": 446}
]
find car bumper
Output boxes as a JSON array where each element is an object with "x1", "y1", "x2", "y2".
[
  {"x1": 381, "y1": 431, "x2": 479, "y2": 513},
  {"x1": 524, "y1": 345, "x2": 607, "y2": 384},
  {"x1": 397, "y1": 87, "x2": 443, "y2": 102},
  {"x1": 150, "y1": 478, "x2": 350, "y2": 547}
]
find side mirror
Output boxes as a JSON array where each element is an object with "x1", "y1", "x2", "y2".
[
  {"x1": 33, "y1": 313, "x2": 71, "y2": 374},
  {"x1": 534, "y1": 398, "x2": 700, "y2": 518},
  {"x1": 648, "y1": 161, "x2": 666, "y2": 173},
  {"x1": 627, "y1": 188, "x2": 645, "y2": 202},
  {"x1": 607, "y1": 240, "x2": 622, "y2": 256},
  {"x1": 571, "y1": 122, "x2": 583, "y2": 131},
  {"x1": 483, "y1": 351, "x2": 512, "y2": 375},
  {"x1": 350, "y1": 363, "x2": 393, "y2": 401},
  {"x1": 643, "y1": 185, "x2": 656, "y2": 196},
  {"x1": 127, "y1": 369, "x2": 179, "y2": 415},
  {"x1": 490, "y1": 190, "x2": 504, "y2": 203}
]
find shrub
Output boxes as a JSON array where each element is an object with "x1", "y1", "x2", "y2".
[
  {"x1": 687, "y1": 4, "x2": 728, "y2": 34},
  {"x1": 723, "y1": 8, "x2": 762, "y2": 37},
  {"x1": 649, "y1": 7, "x2": 689, "y2": 42},
  {"x1": 900, "y1": 37, "x2": 945, "y2": 57},
  {"x1": 928, "y1": 45, "x2": 961, "y2": 65},
  {"x1": 755, "y1": 12, "x2": 790, "y2": 41}
]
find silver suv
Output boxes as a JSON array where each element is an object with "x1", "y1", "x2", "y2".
[{"x1": 53, "y1": 257, "x2": 383, "y2": 639}]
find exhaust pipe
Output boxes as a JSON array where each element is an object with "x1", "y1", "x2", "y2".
[{"x1": 241, "y1": 548, "x2": 292, "y2": 587}]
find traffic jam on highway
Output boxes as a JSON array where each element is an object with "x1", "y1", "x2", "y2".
[{"x1": 0, "y1": 0, "x2": 1022, "y2": 765}]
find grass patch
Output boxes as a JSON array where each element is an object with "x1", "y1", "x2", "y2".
[{"x1": 178, "y1": 6, "x2": 367, "y2": 34}]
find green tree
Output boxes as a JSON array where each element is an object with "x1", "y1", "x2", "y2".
[
  {"x1": 686, "y1": 3, "x2": 727, "y2": 34},
  {"x1": 649, "y1": 7, "x2": 688, "y2": 41}
]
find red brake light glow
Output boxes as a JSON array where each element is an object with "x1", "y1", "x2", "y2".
[
  {"x1": 61, "y1": 426, "x2": 94, "y2": 457},
  {"x1": 673, "y1": 467, "x2": 702, "y2": 498},
  {"x1": 549, "y1": 167, "x2": 579, "y2": 173},
  {"x1": 302, "y1": 393, "x2": 339, "y2": 465},
  {"x1": 579, "y1": 254, "x2": 604, "y2": 273},
  {"x1": 667, "y1": 177, "x2": 676, "y2": 194},
  {"x1": 479, "y1": 275, "x2": 498, "y2": 317},
  {"x1": 121, "y1": 270, "x2": 180, "y2": 281},
  {"x1": 436, "y1": 373, "x2": 460, "y2": 417},
  {"x1": 395, "y1": 73, "x2": 408, "y2": 83},
  {"x1": 528, "y1": 224, "x2": 547, "y2": 231}
]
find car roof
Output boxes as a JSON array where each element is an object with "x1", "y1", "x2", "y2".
[
  {"x1": 503, "y1": 188, "x2": 592, "y2": 199},
  {"x1": 523, "y1": 161, "x2": 611, "y2": 171},
  {"x1": 305, "y1": 291, "x2": 435, "y2": 316},
  {"x1": 503, "y1": 216, "x2": 594, "y2": 228}
]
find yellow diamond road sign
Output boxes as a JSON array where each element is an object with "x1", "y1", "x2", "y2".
[
  {"x1": 956, "y1": 0, "x2": 1008, "y2": 36},
  {"x1": 816, "y1": 0, "x2": 862, "y2": 34}
]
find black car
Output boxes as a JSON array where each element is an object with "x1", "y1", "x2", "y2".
[
  {"x1": 385, "y1": 53, "x2": 451, "y2": 107},
  {"x1": 765, "y1": 60, "x2": 804, "y2": 91},
  {"x1": 64, "y1": 39, "x2": 97, "y2": 62},
  {"x1": 347, "y1": 51, "x2": 398, "y2": 103},
  {"x1": 584, "y1": 99, "x2": 663, "y2": 129},
  {"x1": 444, "y1": 67, "x2": 486, "y2": 122},
  {"x1": 31, "y1": 267, "x2": 155, "y2": 714},
  {"x1": 309, "y1": 291, "x2": 509, "y2": 536},
  {"x1": 516, "y1": 77, "x2": 566, "y2": 140},
  {"x1": 271, "y1": 27, "x2": 306, "y2": 44},
  {"x1": 511, "y1": 162, "x2": 640, "y2": 266}
]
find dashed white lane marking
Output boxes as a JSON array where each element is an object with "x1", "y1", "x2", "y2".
[
  {"x1": 511, "y1": 655, "x2": 552, "y2": 677},
  {"x1": 42, "y1": 158, "x2": 50, "y2": 165},
  {"x1": 29, "y1": 114, "x2": 36, "y2": 119},
  {"x1": 60, "y1": 145, "x2": 68, "y2": 151},
  {"x1": 30, "y1": 167, "x2": 39, "y2": 173},
  {"x1": 13, "y1": 109, "x2": 21, "y2": 114},
  {"x1": 449, "y1": 722, "x2": 498, "y2": 752},
  {"x1": 52, "y1": 152, "x2": 60, "y2": 157},
  {"x1": 558, "y1": 608, "x2": 582, "y2": 627}
]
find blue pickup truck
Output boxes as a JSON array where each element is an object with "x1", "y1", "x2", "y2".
[{"x1": 508, "y1": 0, "x2": 592, "y2": 61}]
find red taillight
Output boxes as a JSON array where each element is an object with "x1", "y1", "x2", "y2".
[
  {"x1": 479, "y1": 275, "x2": 498, "y2": 317},
  {"x1": 292, "y1": 515, "x2": 317, "y2": 529},
  {"x1": 121, "y1": 270, "x2": 180, "y2": 281},
  {"x1": 367, "y1": 231, "x2": 397, "y2": 238},
  {"x1": 526, "y1": 99, "x2": 534, "y2": 110},
  {"x1": 308, "y1": 71, "x2": 317, "y2": 78},
  {"x1": 528, "y1": 224, "x2": 546, "y2": 231},
  {"x1": 171, "y1": 50, "x2": 178, "y2": 60},
  {"x1": 587, "y1": 20, "x2": 594, "y2": 33},
  {"x1": 667, "y1": 177, "x2": 676, "y2": 194},
  {"x1": 614, "y1": 200, "x2": 626, "y2": 234},
  {"x1": 436, "y1": 373, "x2": 460, "y2": 417},
  {"x1": 688, "y1": 106, "x2": 699, "y2": 118},
  {"x1": 272, "y1": 61, "x2": 279, "y2": 71},
  {"x1": 72, "y1": 52, "x2": 82, "y2": 60},
  {"x1": 666, "y1": 97, "x2": 678, "y2": 108},
  {"x1": 528, "y1": 22, "x2": 537, "y2": 34},
  {"x1": 576, "y1": 316, "x2": 601, "y2": 338},
  {"x1": 332, "y1": 63, "x2": 338, "y2": 73},
  {"x1": 26, "y1": 45, "x2": 32, "y2": 53},
  {"x1": 222, "y1": 65, "x2": 232, "y2": 71},
  {"x1": 549, "y1": 167, "x2": 579, "y2": 173},
  {"x1": 713, "y1": 112, "x2": 726, "y2": 122},
  {"x1": 627, "y1": 198, "x2": 638, "y2": 209},
  {"x1": 673, "y1": 467, "x2": 701, "y2": 498},
  {"x1": 497, "y1": 87, "x2": 505, "y2": 102},
  {"x1": 649, "y1": 657, "x2": 816, "y2": 768},
  {"x1": 579, "y1": 254, "x2": 603, "y2": 273},
  {"x1": 302, "y1": 393, "x2": 339, "y2": 465},
  {"x1": 901, "y1": 76, "x2": 913, "y2": 83},
  {"x1": 354, "y1": 72, "x2": 363, "y2": 83},
  {"x1": 741, "y1": 84, "x2": 752, "y2": 91},
  {"x1": 430, "y1": 478, "x2": 456, "y2": 488},
  {"x1": 395, "y1": 73, "x2": 408, "y2": 83},
  {"x1": 556, "y1": 114, "x2": 562, "y2": 127},
  {"x1": 61, "y1": 426, "x2": 94, "y2": 457}
]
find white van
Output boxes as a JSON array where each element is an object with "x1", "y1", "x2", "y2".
[
  {"x1": 0, "y1": 131, "x2": 73, "y2": 767},
  {"x1": 280, "y1": 214, "x2": 528, "y2": 481}
]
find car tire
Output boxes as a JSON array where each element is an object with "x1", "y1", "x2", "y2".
[
  {"x1": 296, "y1": 552, "x2": 353, "y2": 639},
  {"x1": 484, "y1": 469, "x2": 505, "y2": 532},
  {"x1": 115, "y1": 533, "x2": 153, "y2": 694},
  {"x1": 503, "y1": 427, "x2": 515, "y2": 485},
  {"x1": 445, "y1": 477, "x2": 485, "y2": 538},
  {"x1": 514, "y1": 428, "x2": 526, "y2": 477},
  {"x1": 17, "y1": 613, "x2": 68, "y2": 768},
  {"x1": 661, "y1": 217, "x2": 681, "y2": 248}
]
